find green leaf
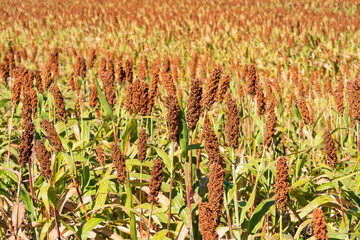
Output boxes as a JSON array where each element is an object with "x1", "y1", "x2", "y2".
[
  {"x1": 94, "y1": 76, "x2": 113, "y2": 120},
  {"x1": 178, "y1": 97, "x2": 189, "y2": 160},
  {"x1": 299, "y1": 195, "x2": 336, "y2": 219},
  {"x1": 153, "y1": 146, "x2": 172, "y2": 173},
  {"x1": 126, "y1": 175, "x2": 137, "y2": 240},
  {"x1": 248, "y1": 199, "x2": 275, "y2": 234},
  {"x1": 48, "y1": 186, "x2": 57, "y2": 208},
  {"x1": 62, "y1": 152, "x2": 76, "y2": 176},
  {"x1": 152, "y1": 230, "x2": 171, "y2": 240},
  {"x1": 93, "y1": 168, "x2": 111, "y2": 211},
  {"x1": 80, "y1": 217, "x2": 104, "y2": 240}
]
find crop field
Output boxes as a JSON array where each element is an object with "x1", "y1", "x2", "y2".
[{"x1": 1, "y1": 0, "x2": 360, "y2": 239}]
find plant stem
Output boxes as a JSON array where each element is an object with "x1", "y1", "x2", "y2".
[
  {"x1": 147, "y1": 201, "x2": 154, "y2": 240},
  {"x1": 224, "y1": 191, "x2": 234, "y2": 239},
  {"x1": 7, "y1": 105, "x2": 14, "y2": 166},
  {"x1": 15, "y1": 168, "x2": 22, "y2": 239},
  {"x1": 139, "y1": 162, "x2": 143, "y2": 238},
  {"x1": 232, "y1": 147, "x2": 240, "y2": 238},
  {"x1": 279, "y1": 212, "x2": 283, "y2": 240},
  {"x1": 167, "y1": 141, "x2": 174, "y2": 238},
  {"x1": 54, "y1": 207, "x2": 61, "y2": 240},
  {"x1": 183, "y1": 155, "x2": 193, "y2": 240}
]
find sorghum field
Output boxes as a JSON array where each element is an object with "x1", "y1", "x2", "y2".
[{"x1": 1, "y1": 0, "x2": 360, "y2": 239}]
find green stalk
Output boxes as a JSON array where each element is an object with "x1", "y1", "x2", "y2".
[
  {"x1": 167, "y1": 141, "x2": 174, "y2": 238},
  {"x1": 147, "y1": 201, "x2": 154, "y2": 240},
  {"x1": 279, "y1": 212, "x2": 283, "y2": 240},
  {"x1": 232, "y1": 147, "x2": 240, "y2": 239},
  {"x1": 7, "y1": 105, "x2": 15, "y2": 166}
]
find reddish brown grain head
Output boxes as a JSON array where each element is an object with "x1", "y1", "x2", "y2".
[
  {"x1": 207, "y1": 161, "x2": 225, "y2": 225},
  {"x1": 11, "y1": 66, "x2": 27, "y2": 106},
  {"x1": 36, "y1": 140, "x2": 51, "y2": 179},
  {"x1": 101, "y1": 70, "x2": 116, "y2": 107},
  {"x1": 138, "y1": 128, "x2": 147, "y2": 162},
  {"x1": 312, "y1": 208, "x2": 328, "y2": 240},
  {"x1": 74, "y1": 56, "x2": 87, "y2": 79},
  {"x1": 225, "y1": 92, "x2": 240, "y2": 148},
  {"x1": 202, "y1": 65, "x2": 222, "y2": 110},
  {"x1": 298, "y1": 97, "x2": 313, "y2": 124},
  {"x1": 256, "y1": 83, "x2": 266, "y2": 116},
  {"x1": 89, "y1": 83, "x2": 98, "y2": 108},
  {"x1": 186, "y1": 78, "x2": 203, "y2": 130},
  {"x1": 19, "y1": 122, "x2": 35, "y2": 168},
  {"x1": 41, "y1": 119, "x2": 64, "y2": 152},
  {"x1": 347, "y1": 79, "x2": 360, "y2": 121},
  {"x1": 263, "y1": 109, "x2": 277, "y2": 147},
  {"x1": 323, "y1": 129, "x2": 338, "y2": 168},
  {"x1": 199, "y1": 201, "x2": 218, "y2": 240},
  {"x1": 216, "y1": 74, "x2": 231, "y2": 103},
  {"x1": 148, "y1": 158, "x2": 164, "y2": 202},
  {"x1": 111, "y1": 143, "x2": 127, "y2": 183},
  {"x1": 274, "y1": 156, "x2": 289, "y2": 210},
  {"x1": 189, "y1": 52, "x2": 198, "y2": 79},
  {"x1": 42, "y1": 62, "x2": 53, "y2": 90},
  {"x1": 33, "y1": 70, "x2": 43, "y2": 94},
  {"x1": 125, "y1": 58, "x2": 133, "y2": 83},
  {"x1": 146, "y1": 65, "x2": 160, "y2": 115},
  {"x1": 132, "y1": 79, "x2": 150, "y2": 115},
  {"x1": 21, "y1": 91, "x2": 33, "y2": 126},
  {"x1": 335, "y1": 80, "x2": 344, "y2": 115},
  {"x1": 204, "y1": 115, "x2": 222, "y2": 166},
  {"x1": 87, "y1": 49, "x2": 96, "y2": 69},
  {"x1": 96, "y1": 145, "x2": 105, "y2": 165},
  {"x1": 0, "y1": 62, "x2": 9, "y2": 86},
  {"x1": 246, "y1": 64, "x2": 257, "y2": 96},
  {"x1": 50, "y1": 83, "x2": 67, "y2": 122},
  {"x1": 165, "y1": 94, "x2": 180, "y2": 141}
]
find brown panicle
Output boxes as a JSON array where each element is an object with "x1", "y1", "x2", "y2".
[
  {"x1": 12, "y1": 66, "x2": 27, "y2": 106},
  {"x1": 347, "y1": 79, "x2": 360, "y2": 121},
  {"x1": 274, "y1": 156, "x2": 289, "y2": 210},
  {"x1": 96, "y1": 145, "x2": 105, "y2": 165},
  {"x1": 50, "y1": 83, "x2": 67, "y2": 122},
  {"x1": 101, "y1": 70, "x2": 116, "y2": 107},
  {"x1": 146, "y1": 64, "x2": 160, "y2": 115},
  {"x1": 132, "y1": 79, "x2": 150, "y2": 115},
  {"x1": 49, "y1": 48, "x2": 59, "y2": 79},
  {"x1": 33, "y1": 70, "x2": 43, "y2": 94},
  {"x1": 116, "y1": 59, "x2": 126, "y2": 84},
  {"x1": 138, "y1": 129, "x2": 147, "y2": 162},
  {"x1": 298, "y1": 97, "x2": 313, "y2": 124},
  {"x1": 124, "y1": 82, "x2": 134, "y2": 113},
  {"x1": 42, "y1": 62, "x2": 53, "y2": 90},
  {"x1": 204, "y1": 115, "x2": 222, "y2": 166},
  {"x1": 199, "y1": 201, "x2": 218, "y2": 240},
  {"x1": 186, "y1": 78, "x2": 203, "y2": 130},
  {"x1": 263, "y1": 105, "x2": 277, "y2": 147},
  {"x1": 202, "y1": 65, "x2": 222, "y2": 110},
  {"x1": 225, "y1": 92, "x2": 240, "y2": 148},
  {"x1": 312, "y1": 208, "x2": 328, "y2": 240},
  {"x1": 256, "y1": 83, "x2": 266, "y2": 116},
  {"x1": 148, "y1": 158, "x2": 164, "y2": 202},
  {"x1": 21, "y1": 92, "x2": 33, "y2": 126},
  {"x1": 0, "y1": 61, "x2": 9, "y2": 86},
  {"x1": 216, "y1": 74, "x2": 231, "y2": 103},
  {"x1": 164, "y1": 73, "x2": 177, "y2": 96},
  {"x1": 323, "y1": 129, "x2": 338, "y2": 168},
  {"x1": 36, "y1": 140, "x2": 51, "y2": 179},
  {"x1": 41, "y1": 119, "x2": 64, "y2": 152},
  {"x1": 166, "y1": 94, "x2": 180, "y2": 141},
  {"x1": 189, "y1": 52, "x2": 198, "y2": 79},
  {"x1": 138, "y1": 61, "x2": 147, "y2": 81},
  {"x1": 111, "y1": 143, "x2": 126, "y2": 183},
  {"x1": 125, "y1": 58, "x2": 133, "y2": 83},
  {"x1": 99, "y1": 57, "x2": 107, "y2": 75},
  {"x1": 89, "y1": 83, "x2": 98, "y2": 108},
  {"x1": 246, "y1": 64, "x2": 257, "y2": 96},
  {"x1": 74, "y1": 56, "x2": 87, "y2": 79},
  {"x1": 87, "y1": 49, "x2": 96, "y2": 69},
  {"x1": 19, "y1": 122, "x2": 35, "y2": 168},
  {"x1": 336, "y1": 79, "x2": 344, "y2": 115},
  {"x1": 208, "y1": 161, "x2": 225, "y2": 225}
]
